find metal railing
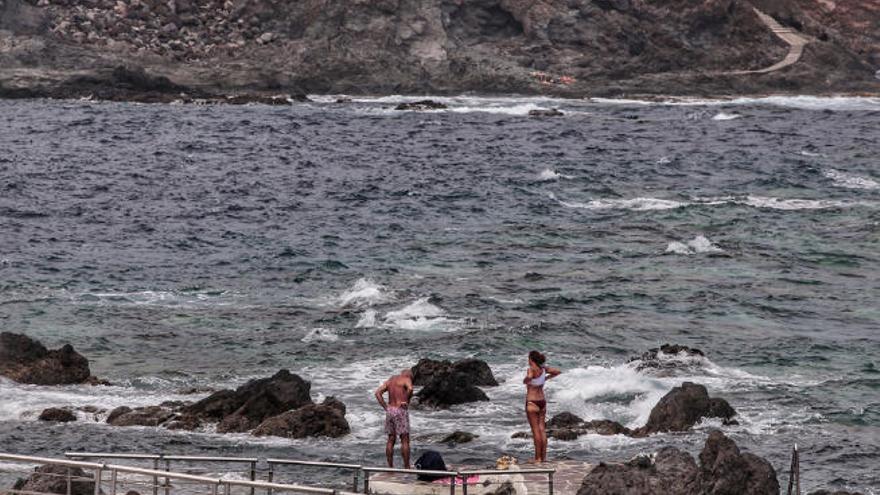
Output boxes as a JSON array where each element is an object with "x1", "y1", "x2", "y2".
[
  {"x1": 60, "y1": 452, "x2": 557, "y2": 494},
  {"x1": 0, "y1": 454, "x2": 357, "y2": 495}
]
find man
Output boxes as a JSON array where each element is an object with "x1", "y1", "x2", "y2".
[{"x1": 374, "y1": 369, "x2": 414, "y2": 468}]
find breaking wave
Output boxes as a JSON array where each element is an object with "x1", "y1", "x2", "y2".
[
  {"x1": 824, "y1": 170, "x2": 879, "y2": 190},
  {"x1": 552, "y1": 193, "x2": 872, "y2": 211},
  {"x1": 666, "y1": 235, "x2": 723, "y2": 255}
]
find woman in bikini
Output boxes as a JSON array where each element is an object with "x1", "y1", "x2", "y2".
[{"x1": 524, "y1": 350, "x2": 561, "y2": 463}]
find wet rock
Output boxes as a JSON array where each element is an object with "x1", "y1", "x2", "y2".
[
  {"x1": 577, "y1": 447, "x2": 701, "y2": 495},
  {"x1": 808, "y1": 491, "x2": 866, "y2": 495},
  {"x1": 631, "y1": 344, "x2": 706, "y2": 373},
  {"x1": 415, "y1": 371, "x2": 489, "y2": 408},
  {"x1": 634, "y1": 382, "x2": 736, "y2": 436},
  {"x1": 0, "y1": 332, "x2": 91, "y2": 385},
  {"x1": 106, "y1": 405, "x2": 175, "y2": 427},
  {"x1": 511, "y1": 431, "x2": 531, "y2": 439},
  {"x1": 699, "y1": 430, "x2": 779, "y2": 495},
  {"x1": 223, "y1": 94, "x2": 292, "y2": 105},
  {"x1": 439, "y1": 431, "x2": 478, "y2": 444},
  {"x1": 411, "y1": 358, "x2": 497, "y2": 386},
  {"x1": 528, "y1": 108, "x2": 564, "y2": 117},
  {"x1": 547, "y1": 412, "x2": 632, "y2": 439},
  {"x1": 252, "y1": 401, "x2": 350, "y2": 439},
  {"x1": 320, "y1": 396, "x2": 346, "y2": 415},
  {"x1": 14, "y1": 465, "x2": 95, "y2": 495},
  {"x1": 38, "y1": 407, "x2": 76, "y2": 422},
  {"x1": 184, "y1": 369, "x2": 313, "y2": 433},
  {"x1": 394, "y1": 100, "x2": 447, "y2": 111}
]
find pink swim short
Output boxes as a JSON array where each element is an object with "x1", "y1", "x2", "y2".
[{"x1": 384, "y1": 406, "x2": 410, "y2": 436}]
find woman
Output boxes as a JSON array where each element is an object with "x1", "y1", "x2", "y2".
[{"x1": 523, "y1": 350, "x2": 561, "y2": 463}]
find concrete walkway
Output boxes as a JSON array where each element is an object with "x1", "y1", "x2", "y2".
[{"x1": 731, "y1": 8, "x2": 809, "y2": 74}]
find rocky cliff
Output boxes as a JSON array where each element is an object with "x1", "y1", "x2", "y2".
[{"x1": 1, "y1": 0, "x2": 878, "y2": 100}]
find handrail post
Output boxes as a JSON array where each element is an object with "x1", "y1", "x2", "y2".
[
  {"x1": 94, "y1": 467, "x2": 102, "y2": 495},
  {"x1": 249, "y1": 461, "x2": 256, "y2": 495},
  {"x1": 267, "y1": 465, "x2": 274, "y2": 495},
  {"x1": 363, "y1": 471, "x2": 370, "y2": 494},
  {"x1": 164, "y1": 460, "x2": 171, "y2": 495},
  {"x1": 351, "y1": 469, "x2": 359, "y2": 493},
  {"x1": 110, "y1": 469, "x2": 118, "y2": 495},
  {"x1": 548, "y1": 471, "x2": 554, "y2": 495},
  {"x1": 66, "y1": 467, "x2": 72, "y2": 495},
  {"x1": 152, "y1": 459, "x2": 159, "y2": 495},
  {"x1": 461, "y1": 472, "x2": 467, "y2": 495},
  {"x1": 449, "y1": 473, "x2": 455, "y2": 495}
]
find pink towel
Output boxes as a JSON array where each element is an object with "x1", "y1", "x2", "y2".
[{"x1": 432, "y1": 475, "x2": 480, "y2": 486}]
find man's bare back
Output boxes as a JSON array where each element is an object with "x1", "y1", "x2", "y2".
[{"x1": 375, "y1": 369, "x2": 414, "y2": 468}]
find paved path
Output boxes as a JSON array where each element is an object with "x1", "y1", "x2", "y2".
[{"x1": 731, "y1": 8, "x2": 809, "y2": 74}]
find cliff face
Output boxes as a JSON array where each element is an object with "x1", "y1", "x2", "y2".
[{"x1": 0, "y1": 0, "x2": 878, "y2": 100}]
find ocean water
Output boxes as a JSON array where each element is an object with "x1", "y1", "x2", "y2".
[{"x1": 0, "y1": 95, "x2": 878, "y2": 493}]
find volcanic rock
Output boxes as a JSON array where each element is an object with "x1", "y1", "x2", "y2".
[
  {"x1": 394, "y1": 100, "x2": 447, "y2": 111},
  {"x1": 0, "y1": 332, "x2": 92, "y2": 385},
  {"x1": 416, "y1": 371, "x2": 489, "y2": 408},
  {"x1": 547, "y1": 412, "x2": 632, "y2": 440},
  {"x1": 440, "y1": 431, "x2": 478, "y2": 444},
  {"x1": 252, "y1": 398, "x2": 350, "y2": 439},
  {"x1": 699, "y1": 430, "x2": 779, "y2": 495},
  {"x1": 634, "y1": 382, "x2": 736, "y2": 436},
  {"x1": 631, "y1": 343, "x2": 706, "y2": 373},
  {"x1": 577, "y1": 447, "x2": 701, "y2": 495},
  {"x1": 106, "y1": 405, "x2": 175, "y2": 427},
  {"x1": 38, "y1": 407, "x2": 76, "y2": 422},
  {"x1": 184, "y1": 369, "x2": 312, "y2": 433},
  {"x1": 411, "y1": 358, "x2": 498, "y2": 386},
  {"x1": 528, "y1": 108, "x2": 564, "y2": 117},
  {"x1": 13, "y1": 465, "x2": 96, "y2": 495}
]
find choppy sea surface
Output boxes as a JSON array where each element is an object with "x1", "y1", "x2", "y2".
[{"x1": 0, "y1": 95, "x2": 878, "y2": 493}]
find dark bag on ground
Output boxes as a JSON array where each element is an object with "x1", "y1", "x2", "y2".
[{"x1": 415, "y1": 450, "x2": 448, "y2": 481}]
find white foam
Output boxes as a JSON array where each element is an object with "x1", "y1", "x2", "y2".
[
  {"x1": 591, "y1": 95, "x2": 880, "y2": 111},
  {"x1": 356, "y1": 309, "x2": 378, "y2": 328},
  {"x1": 537, "y1": 168, "x2": 573, "y2": 181},
  {"x1": 823, "y1": 170, "x2": 879, "y2": 190},
  {"x1": 382, "y1": 298, "x2": 455, "y2": 331},
  {"x1": 553, "y1": 193, "x2": 871, "y2": 212},
  {"x1": 712, "y1": 112, "x2": 741, "y2": 121},
  {"x1": 338, "y1": 278, "x2": 388, "y2": 307},
  {"x1": 301, "y1": 328, "x2": 339, "y2": 343},
  {"x1": 75, "y1": 290, "x2": 230, "y2": 307},
  {"x1": 666, "y1": 235, "x2": 723, "y2": 255}
]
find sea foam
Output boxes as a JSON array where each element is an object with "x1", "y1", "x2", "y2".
[{"x1": 666, "y1": 235, "x2": 723, "y2": 255}]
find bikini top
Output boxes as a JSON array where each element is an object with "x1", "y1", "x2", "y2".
[{"x1": 529, "y1": 367, "x2": 547, "y2": 387}]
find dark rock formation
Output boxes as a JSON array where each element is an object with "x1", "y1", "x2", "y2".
[
  {"x1": 394, "y1": 100, "x2": 447, "y2": 111},
  {"x1": 183, "y1": 369, "x2": 312, "y2": 433},
  {"x1": 578, "y1": 431, "x2": 778, "y2": 495},
  {"x1": 440, "y1": 431, "x2": 478, "y2": 444},
  {"x1": 0, "y1": 333, "x2": 93, "y2": 385},
  {"x1": 529, "y1": 108, "x2": 564, "y2": 117},
  {"x1": 416, "y1": 371, "x2": 490, "y2": 408},
  {"x1": 411, "y1": 358, "x2": 498, "y2": 386},
  {"x1": 634, "y1": 382, "x2": 736, "y2": 436},
  {"x1": 547, "y1": 412, "x2": 632, "y2": 439},
  {"x1": 252, "y1": 398, "x2": 350, "y2": 439},
  {"x1": 38, "y1": 407, "x2": 76, "y2": 422},
  {"x1": 699, "y1": 430, "x2": 779, "y2": 495},
  {"x1": 630, "y1": 344, "x2": 706, "y2": 373},
  {"x1": 578, "y1": 447, "x2": 701, "y2": 495},
  {"x1": 106, "y1": 405, "x2": 176, "y2": 427},
  {"x1": 13, "y1": 465, "x2": 95, "y2": 495}
]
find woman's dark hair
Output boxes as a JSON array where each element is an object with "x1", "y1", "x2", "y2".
[{"x1": 529, "y1": 350, "x2": 546, "y2": 366}]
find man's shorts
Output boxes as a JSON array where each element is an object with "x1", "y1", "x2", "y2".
[{"x1": 384, "y1": 406, "x2": 410, "y2": 436}]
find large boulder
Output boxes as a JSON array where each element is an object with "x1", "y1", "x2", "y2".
[
  {"x1": 416, "y1": 371, "x2": 489, "y2": 408},
  {"x1": 411, "y1": 358, "x2": 497, "y2": 386},
  {"x1": 699, "y1": 430, "x2": 779, "y2": 495},
  {"x1": 577, "y1": 447, "x2": 701, "y2": 495},
  {"x1": 252, "y1": 398, "x2": 350, "y2": 439},
  {"x1": 0, "y1": 333, "x2": 91, "y2": 385},
  {"x1": 183, "y1": 369, "x2": 313, "y2": 433},
  {"x1": 38, "y1": 407, "x2": 76, "y2": 422},
  {"x1": 13, "y1": 465, "x2": 95, "y2": 495},
  {"x1": 634, "y1": 382, "x2": 736, "y2": 436}
]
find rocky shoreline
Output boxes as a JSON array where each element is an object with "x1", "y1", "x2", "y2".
[
  {"x1": 1, "y1": 0, "x2": 878, "y2": 103},
  {"x1": 0, "y1": 333, "x2": 868, "y2": 494}
]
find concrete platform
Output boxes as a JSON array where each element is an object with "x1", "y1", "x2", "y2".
[{"x1": 368, "y1": 460, "x2": 593, "y2": 495}]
